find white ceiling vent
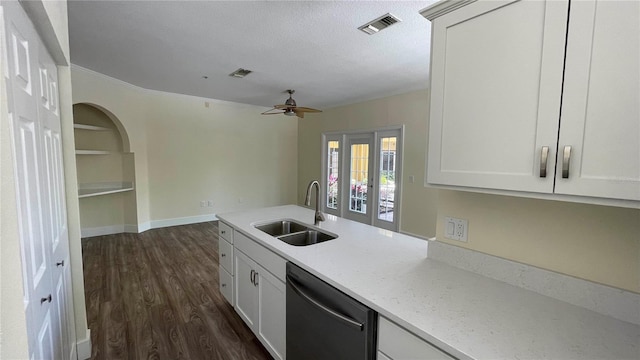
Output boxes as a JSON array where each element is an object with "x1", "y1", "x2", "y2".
[
  {"x1": 358, "y1": 13, "x2": 402, "y2": 35},
  {"x1": 229, "y1": 68, "x2": 253, "y2": 78}
]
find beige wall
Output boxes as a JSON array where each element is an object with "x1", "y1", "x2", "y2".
[
  {"x1": 297, "y1": 90, "x2": 439, "y2": 237},
  {"x1": 145, "y1": 91, "x2": 298, "y2": 221},
  {"x1": 72, "y1": 67, "x2": 299, "y2": 228},
  {"x1": 298, "y1": 89, "x2": 640, "y2": 293}
]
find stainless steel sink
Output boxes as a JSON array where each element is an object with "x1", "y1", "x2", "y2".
[
  {"x1": 278, "y1": 230, "x2": 337, "y2": 246},
  {"x1": 254, "y1": 220, "x2": 309, "y2": 236},
  {"x1": 253, "y1": 219, "x2": 338, "y2": 246}
]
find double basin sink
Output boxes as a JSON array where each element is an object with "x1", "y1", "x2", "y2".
[{"x1": 254, "y1": 219, "x2": 338, "y2": 246}]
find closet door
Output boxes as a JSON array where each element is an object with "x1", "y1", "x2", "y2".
[
  {"x1": 555, "y1": 0, "x2": 640, "y2": 201},
  {"x1": 2, "y1": 2, "x2": 70, "y2": 359}
]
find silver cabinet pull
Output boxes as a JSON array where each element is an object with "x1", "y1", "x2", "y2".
[
  {"x1": 562, "y1": 146, "x2": 572, "y2": 178},
  {"x1": 56, "y1": 260, "x2": 64, "y2": 267},
  {"x1": 250, "y1": 269, "x2": 255, "y2": 284},
  {"x1": 539, "y1": 146, "x2": 549, "y2": 178},
  {"x1": 221, "y1": 283, "x2": 226, "y2": 288},
  {"x1": 254, "y1": 272, "x2": 259, "y2": 287},
  {"x1": 221, "y1": 230, "x2": 226, "y2": 235},
  {"x1": 221, "y1": 253, "x2": 226, "y2": 257},
  {"x1": 287, "y1": 275, "x2": 363, "y2": 330}
]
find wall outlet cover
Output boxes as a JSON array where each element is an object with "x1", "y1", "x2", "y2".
[{"x1": 444, "y1": 216, "x2": 468, "y2": 242}]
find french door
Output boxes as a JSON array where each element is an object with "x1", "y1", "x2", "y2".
[{"x1": 322, "y1": 128, "x2": 402, "y2": 231}]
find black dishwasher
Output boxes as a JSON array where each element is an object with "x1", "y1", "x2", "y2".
[{"x1": 286, "y1": 262, "x2": 377, "y2": 360}]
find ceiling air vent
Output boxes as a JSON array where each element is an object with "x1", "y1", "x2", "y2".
[
  {"x1": 358, "y1": 13, "x2": 402, "y2": 35},
  {"x1": 229, "y1": 68, "x2": 252, "y2": 78}
]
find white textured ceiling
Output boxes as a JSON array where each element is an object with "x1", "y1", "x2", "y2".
[{"x1": 68, "y1": 1, "x2": 435, "y2": 109}]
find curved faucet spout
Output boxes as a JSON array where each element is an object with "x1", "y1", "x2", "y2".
[{"x1": 305, "y1": 180, "x2": 325, "y2": 226}]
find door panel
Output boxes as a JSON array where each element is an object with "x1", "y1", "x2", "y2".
[
  {"x1": 373, "y1": 130, "x2": 402, "y2": 231},
  {"x1": 555, "y1": 0, "x2": 640, "y2": 200},
  {"x1": 344, "y1": 134, "x2": 373, "y2": 224}
]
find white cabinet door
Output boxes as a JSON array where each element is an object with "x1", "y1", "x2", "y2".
[
  {"x1": 234, "y1": 250, "x2": 258, "y2": 330},
  {"x1": 427, "y1": 0, "x2": 568, "y2": 193},
  {"x1": 219, "y1": 266, "x2": 234, "y2": 305},
  {"x1": 555, "y1": 0, "x2": 640, "y2": 201},
  {"x1": 257, "y1": 268, "x2": 286, "y2": 360}
]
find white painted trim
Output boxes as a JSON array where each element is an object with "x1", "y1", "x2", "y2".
[
  {"x1": 420, "y1": 0, "x2": 476, "y2": 20},
  {"x1": 80, "y1": 225, "x2": 125, "y2": 238},
  {"x1": 76, "y1": 329, "x2": 91, "y2": 360},
  {"x1": 137, "y1": 221, "x2": 151, "y2": 233},
  {"x1": 149, "y1": 214, "x2": 218, "y2": 230},
  {"x1": 428, "y1": 240, "x2": 640, "y2": 325},
  {"x1": 80, "y1": 215, "x2": 218, "y2": 237}
]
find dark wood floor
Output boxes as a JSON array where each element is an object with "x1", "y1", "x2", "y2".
[{"x1": 81, "y1": 221, "x2": 272, "y2": 360}]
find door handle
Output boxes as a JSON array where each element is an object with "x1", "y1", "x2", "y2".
[
  {"x1": 286, "y1": 275, "x2": 363, "y2": 330},
  {"x1": 539, "y1": 146, "x2": 549, "y2": 178},
  {"x1": 562, "y1": 146, "x2": 572, "y2": 179},
  {"x1": 40, "y1": 294, "x2": 52, "y2": 305}
]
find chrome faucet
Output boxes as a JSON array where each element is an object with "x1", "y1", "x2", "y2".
[{"x1": 305, "y1": 180, "x2": 326, "y2": 226}]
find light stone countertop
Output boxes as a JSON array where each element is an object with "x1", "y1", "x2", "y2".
[{"x1": 217, "y1": 205, "x2": 640, "y2": 360}]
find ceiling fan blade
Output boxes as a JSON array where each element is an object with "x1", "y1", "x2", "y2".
[
  {"x1": 261, "y1": 108, "x2": 285, "y2": 115},
  {"x1": 294, "y1": 107, "x2": 322, "y2": 113},
  {"x1": 294, "y1": 109, "x2": 305, "y2": 118}
]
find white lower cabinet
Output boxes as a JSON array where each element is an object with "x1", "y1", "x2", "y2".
[
  {"x1": 233, "y1": 236, "x2": 286, "y2": 360},
  {"x1": 378, "y1": 316, "x2": 454, "y2": 360}
]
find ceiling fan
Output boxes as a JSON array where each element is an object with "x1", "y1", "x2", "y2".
[{"x1": 262, "y1": 90, "x2": 322, "y2": 118}]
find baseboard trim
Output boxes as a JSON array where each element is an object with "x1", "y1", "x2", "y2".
[
  {"x1": 81, "y1": 215, "x2": 219, "y2": 237},
  {"x1": 76, "y1": 329, "x2": 91, "y2": 360},
  {"x1": 149, "y1": 214, "x2": 218, "y2": 230},
  {"x1": 81, "y1": 225, "x2": 124, "y2": 237}
]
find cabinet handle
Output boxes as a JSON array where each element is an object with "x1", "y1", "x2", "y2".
[
  {"x1": 221, "y1": 283, "x2": 226, "y2": 288},
  {"x1": 539, "y1": 146, "x2": 549, "y2": 178},
  {"x1": 221, "y1": 253, "x2": 226, "y2": 257},
  {"x1": 40, "y1": 294, "x2": 52, "y2": 305},
  {"x1": 254, "y1": 272, "x2": 258, "y2": 287},
  {"x1": 221, "y1": 230, "x2": 226, "y2": 235},
  {"x1": 250, "y1": 270, "x2": 255, "y2": 284},
  {"x1": 562, "y1": 146, "x2": 572, "y2": 179},
  {"x1": 56, "y1": 260, "x2": 64, "y2": 267},
  {"x1": 286, "y1": 275, "x2": 363, "y2": 330}
]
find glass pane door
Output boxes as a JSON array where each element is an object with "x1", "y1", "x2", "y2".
[
  {"x1": 344, "y1": 134, "x2": 373, "y2": 224},
  {"x1": 373, "y1": 130, "x2": 401, "y2": 231},
  {"x1": 326, "y1": 140, "x2": 340, "y2": 212}
]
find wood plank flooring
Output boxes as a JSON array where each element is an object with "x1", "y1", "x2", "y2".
[{"x1": 81, "y1": 221, "x2": 272, "y2": 360}]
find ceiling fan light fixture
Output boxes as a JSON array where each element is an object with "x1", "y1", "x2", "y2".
[{"x1": 284, "y1": 109, "x2": 296, "y2": 116}]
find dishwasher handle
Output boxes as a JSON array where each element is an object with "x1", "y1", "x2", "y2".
[{"x1": 287, "y1": 275, "x2": 364, "y2": 331}]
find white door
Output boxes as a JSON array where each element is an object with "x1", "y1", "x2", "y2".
[
  {"x1": 256, "y1": 267, "x2": 286, "y2": 360},
  {"x1": 554, "y1": 0, "x2": 640, "y2": 201},
  {"x1": 427, "y1": 0, "x2": 568, "y2": 193},
  {"x1": 343, "y1": 134, "x2": 374, "y2": 224},
  {"x1": 234, "y1": 250, "x2": 258, "y2": 330},
  {"x1": 2, "y1": 2, "x2": 70, "y2": 359}
]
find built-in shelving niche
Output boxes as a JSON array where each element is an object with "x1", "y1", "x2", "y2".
[{"x1": 73, "y1": 103, "x2": 137, "y2": 235}]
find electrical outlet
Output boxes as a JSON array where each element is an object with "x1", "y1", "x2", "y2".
[
  {"x1": 444, "y1": 217, "x2": 468, "y2": 242},
  {"x1": 200, "y1": 201, "x2": 206, "y2": 207},
  {"x1": 207, "y1": 200, "x2": 213, "y2": 207}
]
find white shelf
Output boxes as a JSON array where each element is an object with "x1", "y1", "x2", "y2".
[
  {"x1": 78, "y1": 182, "x2": 134, "y2": 198},
  {"x1": 75, "y1": 149, "x2": 111, "y2": 155},
  {"x1": 74, "y1": 124, "x2": 111, "y2": 131}
]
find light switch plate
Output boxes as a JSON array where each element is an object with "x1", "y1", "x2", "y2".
[{"x1": 444, "y1": 216, "x2": 468, "y2": 242}]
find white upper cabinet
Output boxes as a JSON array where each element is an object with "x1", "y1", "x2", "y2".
[
  {"x1": 555, "y1": 0, "x2": 640, "y2": 201},
  {"x1": 423, "y1": 0, "x2": 639, "y2": 204}
]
